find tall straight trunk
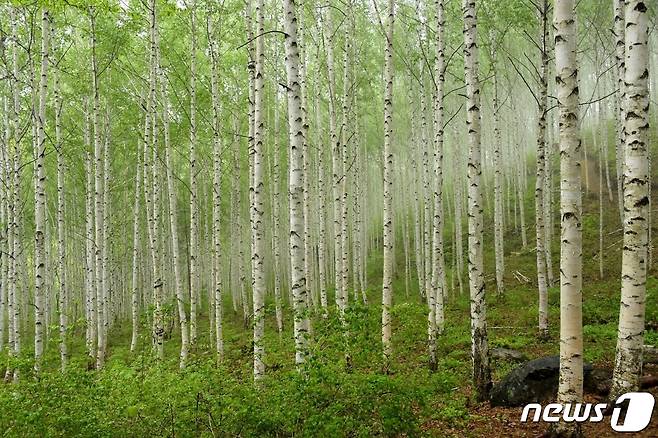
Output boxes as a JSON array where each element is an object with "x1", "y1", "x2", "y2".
[
  {"x1": 430, "y1": 0, "x2": 446, "y2": 360},
  {"x1": 554, "y1": 2, "x2": 583, "y2": 436},
  {"x1": 284, "y1": 0, "x2": 310, "y2": 366},
  {"x1": 516, "y1": 150, "x2": 528, "y2": 249},
  {"x1": 610, "y1": 0, "x2": 649, "y2": 400},
  {"x1": 101, "y1": 112, "x2": 111, "y2": 357},
  {"x1": 322, "y1": 8, "x2": 344, "y2": 319},
  {"x1": 33, "y1": 8, "x2": 50, "y2": 374},
  {"x1": 420, "y1": 85, "x2": 432, "y2": 307},
  {"x1": 251, "y1": 0, "x2": 266, "y2": 380},
  {"x1": 299, "y1": 21, "x2": 315, "y2": 313},
  {"x1": 5, "y1": 10, "x2": 21, "y2": 382},
  {"x1": 147, "y1": 0, "x2": 164, "y2": 360},
  {"x1": 463, "y1": 0, "x2": 491, "y2": 401},
  {"x1": 271, "y1": 85, "x2": 284, "y2": 332},
  {"x1": 209, "y1": 15, "x2": 224, "y2": 360},
  {"x1": 543, "y1": 131, "x2": 554, "y2": 286},
  {"x1": 411, "y1": 113, "x2": 425, "y2": 300},
  {"x1": 188, "y1": 1, "x2": 199, "y2": 347},
  {"x1": 54, "y1": 70, "x2": 67, "y2": 370},
  {"x1": 454, "y1": 159, "x2": 464, "y2": 296},
  {"x1": 492, "y1": 66, "x2": 504, "y2": 295},
  {"x1": 0, "y1": 101, "x2": 6, "y2": 354},
  {"x1": 597, "y1": 120, "x2": 604, "y2": 280},
  {"x1": 163, "y1": 96, "x2": 190, "y2": 368},
  {"x1": 536, "y1": 0, "x2": 549, "y2": 338},
  {"x1": 90, "y1": 11, "x2": 107, "y2": 369},
  {"x1": 84, "y1": 144, "x2": 97, "y2": 361},
  {"x1": 381, "y1": 0, "x2": 395, "y2": 368},
  {"x1": 340, "y1": 3, "x2": 352, "y2": 310},
  {"x1": 613, "y1": 0, "x2": 625, "y2": 225},
  {"x1": 315, "y1": 93, "x2": 329, "y2": 315},
  {"x1": 130, "y1": 142, "x2": 141, "y2": 353}
]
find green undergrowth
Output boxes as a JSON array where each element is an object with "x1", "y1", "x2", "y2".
[{"x1": 1, "y1": 162, "x2": 657, "y2": 437}]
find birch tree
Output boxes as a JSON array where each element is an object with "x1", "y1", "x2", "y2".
[
  {"x1": 33, "y1": 8, "x2": 50, "y2": 374},
  {"x1": 55, "y1": 69, "x2": 67, "y2": 370},
  {"x1": 463, "y1": 0, "x2": 491, "y2": 401},
  {"x1": 188, "y1": 0, "x2": 199, "y2": 347},
  {"x1": 163, "y1": 93, "x2": 190, "y2": 368},
  {"x1": 251, "y1": 0, "x2": 267, "y2": 380},
  {"x1": 284, "y1": 0, "x2": 310, "y2": 366},
  {"x1": 610, "y1": 0, "x2": 650, "y2": 400},
  {"x1": 381, "y1": 0, "x2": 395, "y2": 368},
  {"x1": 554, "y1": 1, "x2": 583, "y2": 435},
  {"x1": 535, "y1": 0, "x2": 550, "y2": 339}
]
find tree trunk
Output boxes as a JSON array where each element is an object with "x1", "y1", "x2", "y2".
[
  {"x1": 463, "y1": 0, "x2": 491, "y2": 401},
  {"x1": 284, "y1": 0, "x2": 310, "y2": 367},
  {"x1": 554, "y1": 1, "x2": 583, "y2": 436},
  {"x1": 188, "y1": 0, "x2": 199, "y2": 348},
  {"x1": 492, "y1": 65, "x2": 504, "y2": 295},
  {"x1": 322, "y1": 8, "x2": 344, "y2": 320},
  {"x1": 251, "y1": 0, "x2": 266, "y2": 380},
  {"x1": 432, "y1": 0, "x2": 447, "y2": 334},
  {"x1": 536, "y1": 0, "x2": 549, "y2": 338},
  {"x1": 54, "y1": 69, "x2": 67, "y2": 371},
  {"x1": 163, "y1": 94, "x2": 190, "y2": 368},
  {"x1": 613, "y1": 0, "x2": 625, "y2": 225},
  {"x1": 209, "y1": 14, "x2": 224, "y2": 361},
  {"x1": 610, "y1": 0, "x2": 649, "y2": 400},
  {"x1": 381, "y1": 0, "x2": 395, "y2": 369},
  {"x1": 34, "y1": 8, "x2": 50, "y2": 374},
  {"x1": 130, "y1": 140, "x2": 141, "y2": 353}
]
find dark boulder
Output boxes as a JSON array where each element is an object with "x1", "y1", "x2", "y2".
[{"x1": 490, "y1": 355, "x2": 593, "y2": 407}]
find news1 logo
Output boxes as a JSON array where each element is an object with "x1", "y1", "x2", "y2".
[{"x1": 520, "y1": 392, "x2": 655, "y2": 432}]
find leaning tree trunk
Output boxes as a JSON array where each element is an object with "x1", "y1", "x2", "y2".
[
  {"x1": 284, "y1": 0, "x2": 310, "y2": 367},
  {"x1": 554, "y1": 1, "x2": 583, "y2": 436},
  {"x1": 33, "y1": 8, "x2": 50, "y2": 374},
  {"x1": 381, "y1": 0, "x2": 395, "y2": 369},
  {"x1": 610, "y1": 0, "x2": 649, "y2": 401},
  {"x1": 463, "y1": 0, "x2": 491, "y2": 402}
]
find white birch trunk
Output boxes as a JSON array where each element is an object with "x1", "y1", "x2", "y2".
[
  {"x1": 610, "y1": 0, "x2": 650, "y2": 400},
  {"x1": 54, "y1": 70, "x2": 67, "y2": 370},
  {"x1": 381, "y1": 0, "x2": 395, "y2": 367},
  {"x1": 463, "y1": 0, "x2": 491, "y2": 401},
  {"x1": 33, "y1": 8, "x2": 50, "y2": 374},
  {"x1": 284, "y1": 0, "x2": 310, "y2": 366},
  {"x1": 554, "y1": 3, "x2": 584, "y2": 435},
  {"x1": 163, "y1": 95, "x2": 190, "y2": 368},
  {"x1": 251, "y1": 0, "x2": 266, "y2": 380}
]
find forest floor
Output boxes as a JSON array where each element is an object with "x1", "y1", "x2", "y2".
[{"x1": 1, "y1": 193, "x2": 657, "y2": 437}]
